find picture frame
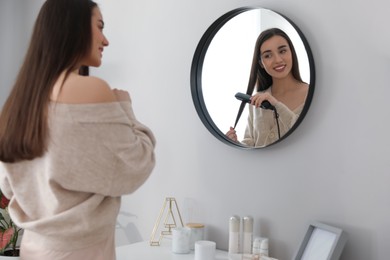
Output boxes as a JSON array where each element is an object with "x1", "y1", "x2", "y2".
[{"x1": 293, "y1": 221, "x2": 347, "y2": 260}]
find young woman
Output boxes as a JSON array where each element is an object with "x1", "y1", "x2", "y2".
[
  {"x1": 0, "y1": 0, "x2": 156, "y2": 259},
  {"x1": 226, "y1": 28, "x2": 308, "y2": 147}
]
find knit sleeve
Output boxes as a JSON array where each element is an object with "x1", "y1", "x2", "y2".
[
  {"x1": 50, "y1": 102, "x2": 156, "y2": 197},
  {"x1": 106, "y1": 102, "x2": 156, "y2": 196}
]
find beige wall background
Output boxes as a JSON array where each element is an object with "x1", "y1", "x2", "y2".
[{"x1": 1, "y1": 0, "x2": 390, "y2": 259}]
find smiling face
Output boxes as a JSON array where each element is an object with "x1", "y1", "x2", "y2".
[
  {"x1": 259, "y1": 35, "x2": 293, "y2": 80},
  {"x1": 82, "y1": 7, "x2": 109, "y2": 67}
]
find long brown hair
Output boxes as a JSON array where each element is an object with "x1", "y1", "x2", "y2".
[
  {"x1": 0, "y1": 0, "x2": 97, "y2": 163},
  {"x1": 245, "y1": 28, "x2": 303, "y2": 95}
]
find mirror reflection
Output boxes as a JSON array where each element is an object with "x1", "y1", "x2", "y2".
[{"x1": 191, "y1": 7, "x2": 315, "y2": 149}]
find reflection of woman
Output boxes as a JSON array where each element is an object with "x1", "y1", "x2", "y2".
[
  {"x1": 226, "y1": 28, "x2": 308, "y2": 147},
  {"x1": 0, "y1": 0, "x2": 155, "y2": 259}
]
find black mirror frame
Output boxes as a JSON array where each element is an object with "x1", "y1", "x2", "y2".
[{"x1": 190, "y1": 7, "x2": 315, "y2": 149}]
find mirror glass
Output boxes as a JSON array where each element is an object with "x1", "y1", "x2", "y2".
[{"x1": 191, "y1": 7, "x2": 315, "y2": 149}]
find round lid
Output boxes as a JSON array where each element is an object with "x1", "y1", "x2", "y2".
[{"x1": 186, "y1": 222, "x2": 205, "y2": 228}]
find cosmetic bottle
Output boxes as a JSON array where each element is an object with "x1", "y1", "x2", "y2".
[
  {"x1": 228, "y1": 215, "x2": 240, "y2": 254},
  {"x1": 252, "y1": 237, "x2": 262, "y2": 256},
  {"x1": 242, "y1": 216, "x2": 253, "y2": 254},
  {"x1": 260, "y1": 238, "x2": 269, "y2": 257}
]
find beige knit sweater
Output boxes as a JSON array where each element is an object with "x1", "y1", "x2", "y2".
[
  {"x1": 0, "y1": 101, "x2": 156, "y2": 251},
  {"x1": 241, "y1": 101, "x2": 304, "y2": 147}
]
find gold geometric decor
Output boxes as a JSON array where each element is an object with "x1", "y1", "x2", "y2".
[{"x1": 149, "y1": 197, "x2": 184, "y2": 246}]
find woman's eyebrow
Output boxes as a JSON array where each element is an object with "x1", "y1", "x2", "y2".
[
  {"x1": 261, "y1": 50, "x2": 272, "y2": 55},
  {"x1": 278, "y1": 44, "x2": 288, "y2": 50},
  {"x1": 261, "y1": 44, "x2": 288, "y2": 55}
]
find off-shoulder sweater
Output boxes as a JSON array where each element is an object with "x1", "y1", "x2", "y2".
[
  {"x1": 0, "y1": 101, "x2": 156, "y2": 251},
  {"x1": 241, "y1": 101, "x2": 303, "y2": 147}
]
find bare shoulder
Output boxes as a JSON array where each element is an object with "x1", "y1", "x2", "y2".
[{"x1": 54, "y1": 74, "x2": 116, "y2": 104}]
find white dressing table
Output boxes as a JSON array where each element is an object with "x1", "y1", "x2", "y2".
[{"x1": 116, "y1": 238, "x2": 229, "y2": 260}]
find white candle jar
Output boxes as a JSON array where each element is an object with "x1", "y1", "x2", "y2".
[
  {"x1": 186, "y1": 223, "x2": 205, "y2": 250},
  {"x1": 172, "y1": 227, "x2": 191, "y2": 254}
]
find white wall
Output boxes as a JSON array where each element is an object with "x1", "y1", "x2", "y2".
[
  {"x1": 0, "y1": 1, "x2": 43, "y2": 105},
  {"x1": 1, "y1": 0, "x2": 390, "y2": 259}
]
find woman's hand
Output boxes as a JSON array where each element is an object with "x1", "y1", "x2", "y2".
[
  {"x1": 226, "y1": 127, "x2": 238, "y2": 142},
  {"x1": 112, "y1": 88, "x2": 131, "y2": 102},
  {"x1": 250, "y1": 92, "x2": 278, "y2": 108}
]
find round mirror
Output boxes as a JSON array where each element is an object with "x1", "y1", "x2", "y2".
[{"x1": 191, "y1": 7, "x2": 315, "y2": 149}]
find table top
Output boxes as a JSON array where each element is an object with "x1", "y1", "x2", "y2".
[{"x1": 116, "y1": 238, "x2": 229, "y2": 260}]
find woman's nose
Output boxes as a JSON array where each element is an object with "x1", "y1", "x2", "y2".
[
  {"x1": 274, "y1": 53, "x2": 283, "y2": 62},
  {"x1": 103, "y1": 35, "x2": 109, "y2": 47}
]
